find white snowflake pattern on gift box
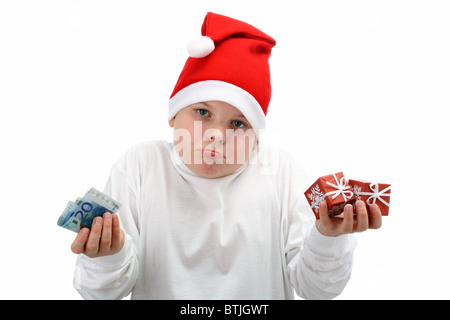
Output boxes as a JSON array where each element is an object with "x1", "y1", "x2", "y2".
[
  {"x1": 307, "y1": 184, "x2": 325, "y2": 214},
  {"x1": 352, "y1": 185, "x2": 362, "y2": 201}
]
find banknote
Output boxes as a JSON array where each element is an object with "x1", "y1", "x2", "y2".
[{"x1": 57, "y1": 188, "x2": 121, "y2": 233}]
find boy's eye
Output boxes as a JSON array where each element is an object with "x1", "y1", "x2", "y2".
[
  {"x1": 197, "y1": 109, "x2": 210, "y2": 117},
  {"x1": 232, "y1": 120, "x2": 246, "y2": 128}
]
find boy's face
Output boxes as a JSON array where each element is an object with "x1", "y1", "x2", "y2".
[{"x1": 169, "y1": 101, "x2": 257, "y2": 179}]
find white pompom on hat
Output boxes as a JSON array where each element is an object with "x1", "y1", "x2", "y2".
[{"x1": 187, "y1": 36, "x2": 215, "y2": 58}]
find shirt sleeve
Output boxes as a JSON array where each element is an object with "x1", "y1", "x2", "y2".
[
  {"x1": 73, "y1": 152, "x2": 140, "y2": 300},
  {"x1": 287, "y1": 202, "x2": 357, "y2": 300},
  {"x1": 74, "y1": 232, "x2": 138, "y2": 300},
  {"x1": 278, "y1": 150, "x2": 357, "y2": 300}
]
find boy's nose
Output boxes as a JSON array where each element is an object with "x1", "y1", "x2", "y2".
[{"x1": 205, "y1": 128, "x2": 224, "y2": 144}]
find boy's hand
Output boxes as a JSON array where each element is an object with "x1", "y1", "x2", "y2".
[
  {"x1": 71, "y1": 212, "x2": 125, "y2": 258},
  {"x1": 316, "y1": 200, "x2": 382, "y2": 237}
]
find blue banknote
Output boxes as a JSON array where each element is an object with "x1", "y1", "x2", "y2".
[{"x1": 57, "y1": 188, "x2": 121, "y2": 233}]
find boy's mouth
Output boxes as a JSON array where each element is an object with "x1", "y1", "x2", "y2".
[{"x1": 201, "y1": 149, "x2": 224, "y2": 159}]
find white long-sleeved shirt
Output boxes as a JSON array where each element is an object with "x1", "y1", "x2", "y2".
[{"x1": 74, "y1": 141, "x2": 357, "y2": 300}]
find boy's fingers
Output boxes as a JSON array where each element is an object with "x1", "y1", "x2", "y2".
[
  {"x1": 98, "y1": 213, "x2": 112, "y2": 253},
  {"x1": 110, "y1": 214, "x2": 122, "y2": 252},
  {"x1": 369, "y1": 204, "x2": 383, "y2": 229},
  {"x1": 354, "y1": 201, "x2": 369, "y2": 232},
  {"x1": 318, "y1": 201, "x2": 329, "y2": 220},
  {"x1": 84, "y1": 217, "x2": 103, "y2": 256},
  {"x1": 340, "y1": 204, "x2": 354, "y2": 234},
  {"x1": 71, "y1": 228, "x2": 90, "y2": 254},
  {"x1": 318, "y1": 201, "x2": 332, "y2": 225}
]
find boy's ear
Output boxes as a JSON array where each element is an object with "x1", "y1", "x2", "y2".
[
  {"x1": 252, "y1": 139, "x2": 258, "y2": 151},
  {"x1": 169, "y1": 118, "x2": 175, "y2": 128}
]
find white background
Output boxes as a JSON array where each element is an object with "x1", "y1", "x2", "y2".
[{"x1": 1, "y1": 0, "x2": 449, "y2": 299}]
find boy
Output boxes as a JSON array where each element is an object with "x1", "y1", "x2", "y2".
[{"x1": 71, "y1": 12, "x2": 382, "y2": 300}]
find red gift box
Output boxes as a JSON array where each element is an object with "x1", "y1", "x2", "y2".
[
  {"x1": 305, "y1": 172, "x2": 355, "y2": 219},
  {"x1": 348, "y1": 179, "x2": 391, "y2": 216}
]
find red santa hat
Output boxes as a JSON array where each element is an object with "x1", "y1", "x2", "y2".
[{"x1": 168, "y1": 12, "x2": 276, "y2": 130}]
